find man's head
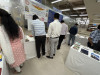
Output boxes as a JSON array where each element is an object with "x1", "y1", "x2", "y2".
[
  {"x1": 33, "y1": 15, "x2": 39, "y2": 20},
  {"x1": 98, "y1": 25, "x2": 100, "y2": 30},
  {"x1": 61, "y1": 20, "x2": 64, "y2": 23},
  {"x1": 54, "y1": 13, "x2": 59, "y2": 19},
  {"x1": 75, "y1": 23, "x2": 78, "y2": 26}
]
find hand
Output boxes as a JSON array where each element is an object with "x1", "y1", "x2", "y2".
[
  {"x1": 91, "y1": 43, "x2": 93, "y2": 46},
  {"x1": 64, "y1": 36, "x2": 66, "y2": 39},
  {"x1": 30, "y1": 35, "x2": 33, "y2": 37},
  {"x1": 0, "y1": 49, "x2": 2, "y2": 52},
  {"x1": 47, "y1": 37, "x2": 49, "y2": 43}
]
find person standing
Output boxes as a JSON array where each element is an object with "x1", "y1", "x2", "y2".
[
  {"x1": 46, "y1": 13, "x2": 62, "y2": 59},
  {"x1": 0, "y1": 9, "x2": 25, "y2": 73},
  {"x1": 31, "y1": 15, "x2": 46, "y2": 58},
  {"x1": 68, "y1": 23, "x2": 78, "y2": 46},
  {"x1": 88, "y1": 25, "x2": 100, "y2": 51},
  {"x1": 57, "y1": 20, "x2": 68, "y2": 50}
]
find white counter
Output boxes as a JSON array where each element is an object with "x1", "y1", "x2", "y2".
[
  {"x1": 0, "y1": 54, "x2": 9, "y2": 75},
  {"x1": 65, "y1": 44, "x2": 100, "y2": 75},
  {"x1": 24, "y1": 35, "x2": 49, "y2": 60},
  {"x1": 65, "y1": 33, "x2": 88, "y2": 46}
]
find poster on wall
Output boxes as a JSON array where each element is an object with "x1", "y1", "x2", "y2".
[
  {"x1": 25, "y1": 0, "x2": 48, "y2": 22},
  {"x1": 47, "y1": 10, "x2": 63, "y2": 26},
  {"x1": 35, "y1": 0, "x2": 42, "y2": 3},
  {"x1": 24, "y1": 0, "x2": 48, "y2": 30}
]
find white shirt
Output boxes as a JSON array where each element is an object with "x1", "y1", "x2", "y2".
[
  {"x1": 47, "y1": 19, "x2": 62, "y2": 38},
  {"x1": 60, "y1": 23, "x2": 68, "y2": 36},
  {"x1": 31, "y1": 19, "x2": 46, "y2": 36}
]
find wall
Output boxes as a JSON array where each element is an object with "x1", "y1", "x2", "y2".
[
  {"x1": 0, "y1": 0, "x2": 75, "y2": 29},
  {"x1": 0, "y1": 0, "x2": 25, "y2": 26}
]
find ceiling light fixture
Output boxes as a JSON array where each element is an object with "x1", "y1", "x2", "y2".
[
  {"x1": 94, "y1": 14, "x2": 100, "y2": 16},
  {"x1": 73, "y1": 7, "x2": 86, "y2": 10},
  {"x1": 70, "y1": 15, "x2": 78, "y2": 16},
  {"x1": 94, "y1": 19, "x2": 100, "y2": 20},
  {"x1": 51, "y1": 0, "x2": 62, "y2": 4},
  {"x1": 79, "y1": 14, "x2": 88, "y2": 16},
  {"x1": 61, "y1": 9, "x2": 70, "y2": 11}
]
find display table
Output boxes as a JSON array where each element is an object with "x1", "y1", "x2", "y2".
[
  {"x1": 0, "y1": 54, "x2": 9, "y2": 75},
  {"x1": 65, "y1": 43, "x2": 100, "y2": 75},
  {"x1": 24, "y1": 35, "x2": 49, "y2": 60},
  {"x1": 65, "y1": 33, "x2": 88, "y2": 46},
  {"x1": 24, "y1": 35, "x2": 36, "y2": 60}
]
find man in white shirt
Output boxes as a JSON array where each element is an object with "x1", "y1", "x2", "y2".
[
  {"x1": 57, "y1": 20, "x2": 68, "y2": 50},
  {"x1": 31, "y1": 15, "x2": 46, "y2": 58},
  {"x1": 46, "y1": 13, "x2": 62, "y2": 59}
]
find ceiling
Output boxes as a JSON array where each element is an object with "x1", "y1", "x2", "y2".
[
  {"x1": 48, "y1": 0, "x2": 87, "y2": 18},
  {"x1": 84, "y1": 0, "x2": 100, "y2": 24}
]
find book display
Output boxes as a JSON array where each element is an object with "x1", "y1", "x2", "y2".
[
  {"x1": 91, "y1": 53, "x2": 100, "y2": 61},
  {"x1": 72, "y1": 42, "x2": 100, "y2": 61},
  {"x1": 81, "y1": 49, "x2": 89, "y2": 55},
  {"x1": 66, "y1": 42, "x2": 100, "y2": 75},
  {"x1": 73, "y1": 42, "x2": 81, "y2": 50}
]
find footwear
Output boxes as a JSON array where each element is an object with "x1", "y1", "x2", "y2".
[
  {"x1": 42, "y1": 54, "x2": 45, "y2": 56},
  {"x1": 46, "y1": 56, "x2": 53, "y2": 59},
  {"x1": 13, "y1": 69, "x2": 22, "y2": 74},
  {"x1": 57, "y1": 48, "x2": 60, "y2": 50},
  {"x1": 68, "y1": 44, "x2": 70, "y2": 46},
  {"x1": 42, "y1": 53, "x2": 45, "y2": 56},
  {"x1": 37, "y1": 56, "x2": 41, "y2": 58},
  {"x1": 20, "y1": 64, "x2": 24, "y2": 68},
  {"x1": 53, "y1": 54, "x2": 55, "y2": 56}
]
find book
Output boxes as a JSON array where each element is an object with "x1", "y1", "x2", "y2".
[
  {"x1": 93, "y1": 50, "x2": 100, "y2": 55},
  {"x1": 81, "y1": 49, "x2": 88, "y2": 55},
  {"x1": 91, "y1": 53, "x2": 100, "y2": 61},
  {"x1": 73, "y1": 42, "x2": 81, "y2": 50}
]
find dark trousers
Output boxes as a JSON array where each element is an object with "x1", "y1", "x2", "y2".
[
  {"x1": 68, "y1": 34, "x2": 75, "y2": 46},
  {"x1": 57, "y1": 35, "x2": 65, "y2": 49},
  {"x1": 35, "y1": 35, "x2": 46, "y2": 58},
  {"x1": 93, "y1": 43, "x2": 100, "y2": 51},
  {"x1": 87, "y1": 42, "x2": 93, "y2": 49}
]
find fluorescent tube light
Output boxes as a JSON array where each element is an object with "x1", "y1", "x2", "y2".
[
  {"x1": 70, "y1": 15, "x2": 78, "y2": 16},
  {"x1": 94, "y1": 19, "x2": 100, "y2": 20},
  {"x1": 79, "y1": 14, "x2": 88, "y2": 16},
  {"x1": 73, "y1": 7, "x2": 86, "y2": 10},
  {"x1": 61, "y1": 9, "x2": 70, "y2": 11},
  {"x1": 51, "y1": 0, "x2": 62, "y2": 4},
  {"x1": 94, "y1": 14, "x2": 100, "y2": 16}
]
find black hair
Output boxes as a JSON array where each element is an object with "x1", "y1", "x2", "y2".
[
  {"x1": 75, "y1": 23, "x2": 78, "y2": 26},
  {"x1": 54, "y1": 13, "x2": 59, "y2": 19},
  {"x1": 98, "y1": 25, "x2": 100, "y2": 29},
  {"x1": 0, "y1": 9, "x2": 19, "y2": 40},
  {"x1": 61, "y1": 20, "x2": 64, "y2": 23},
  {"x1": 33, "y1": 15, "x2": 39, "y2": 20}
]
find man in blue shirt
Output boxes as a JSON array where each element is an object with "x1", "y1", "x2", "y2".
[
  {"x1": 31, "y1": 15, "x2": 46, "y2": 58},
  {"x1": 88, "y1": 25, "x2": 100, "y2": 51},
  {"x1": 68, "y1": 23, "x2": 78, "y2": 46}
]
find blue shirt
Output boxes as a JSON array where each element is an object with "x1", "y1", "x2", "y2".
[
  {"x1": 69, "y1": 25, "x2": 78, "y2": 35},
  {"x1": 31, "y1": 19, "x2": 46, "y2": 36},
  {"x1": 90, "y1": 29, "x2": 100, "y2": 43}
]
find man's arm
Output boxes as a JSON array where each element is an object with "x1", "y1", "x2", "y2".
[
  {"x1": 88, "y1": 31, "x2": 96, "y2": 46},
  {"x1": 65, "y1": 25, "x2": 68, "y2": 38},
  {"x1": 88, "y1": 37, "x2": 93, "y2": 46},
  {"x1": 47, "y1": 23, "x2": 52, "y2": 37}
]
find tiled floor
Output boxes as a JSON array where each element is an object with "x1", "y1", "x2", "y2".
[{"x1": 10, "y1": 44, "x2": 74, "y2": 75}]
